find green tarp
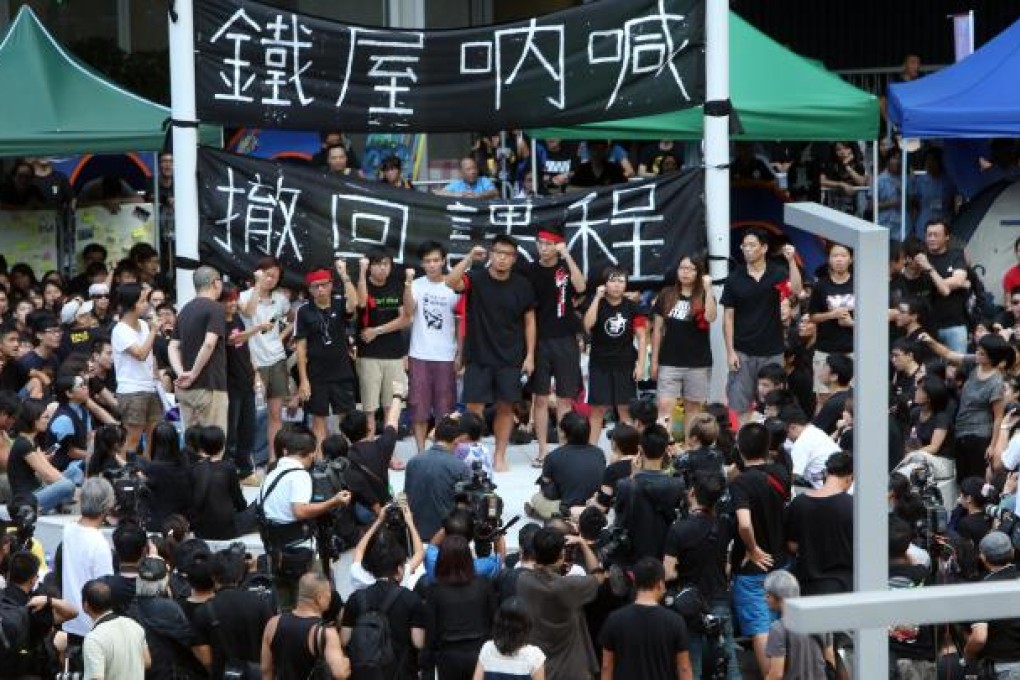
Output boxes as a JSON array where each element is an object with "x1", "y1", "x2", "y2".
[
  {"x1": 0, "y1": 6, "x2": 219, "y2": 156},
  {"x1": 531, "y1": 13, "x2": 878, "y2": 142}
]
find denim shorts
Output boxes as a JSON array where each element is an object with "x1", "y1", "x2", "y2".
[{"x1": 732, "y1": 572, "x2": 779, "y2": 636}]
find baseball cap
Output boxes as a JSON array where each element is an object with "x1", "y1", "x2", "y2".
[
  {"x1": 138, "y1": 556, "x2": 169, "y2": 582},
  {"x1": 88, "y1": 283, "x2": 110, "y2": 297}
]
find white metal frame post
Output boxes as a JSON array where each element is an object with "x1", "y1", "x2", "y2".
[
  {"x1": 783, "y1": 202, "x2": 889, "y2": 680},
  {"x1": 168, "y1": 0, "x2": 200, "y2": 304}
]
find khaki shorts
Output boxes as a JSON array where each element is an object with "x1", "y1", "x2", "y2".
[
  {"x1": 257, "y1": 359, "x2": 291, "y2": 399},
  {"x1": 657, "y1": 366, "x2": 711, "y2": 402},
  {"x1": 117, "y1": 392, "x2": 163, "y2": 426},
  {"x1": 357, "y1": 358, "x2": 407, "y2": 412},
  {"x1": 529, "y1": 491, "x2": 564, "y2": 520},
  {"x1": 812, "y1": 351, "x2": 831, "y2": 394},
  {"x1": 177, "y1": 388, "x2": 229, "y2": 431}
]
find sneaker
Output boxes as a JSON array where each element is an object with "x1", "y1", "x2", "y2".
[{"x1": 240, "y1": 473, "x2": 261, "y2": 487}]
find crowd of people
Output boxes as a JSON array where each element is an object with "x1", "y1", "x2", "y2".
[{"x1": 0, "y1": 125, "x2": 1018, "y2": 680}]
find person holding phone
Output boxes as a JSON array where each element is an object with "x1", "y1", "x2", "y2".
[{"x1": 8, "y1": 399, "x2": 83, "y2": 513}]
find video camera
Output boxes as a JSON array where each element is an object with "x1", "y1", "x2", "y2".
[
  {"x1": 102, "y1": 464, "x2": 150, "y2": 528},
  {"x1": 986, "y1": 505, "x2": 1020, "y2": 557},
  {"x1": 593, "y1": 525, "x2": 631, "y2": 566},
  {"x1": 0, "y1": 498, "x2": 37, "y2": 553},
  {"x1": 906, "y1": 464, "x2": 950, "y2": 559},
  {"x1": 308, "y1": 457, "x2": 359, "y2": 564},
  {"x1": 454, "y1": 462, "x2": 516, "y2": 557}
]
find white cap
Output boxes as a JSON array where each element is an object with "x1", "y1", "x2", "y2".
[{"x1": 88, "y1": 283, "x2": 110, "y2": 297}]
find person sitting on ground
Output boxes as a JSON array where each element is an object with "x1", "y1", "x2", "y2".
[{"x1": 528, "y1": 411, "x2": 606, "y2": 521}]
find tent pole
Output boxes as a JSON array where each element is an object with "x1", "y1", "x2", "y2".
[
  {"x1": 531, "y1": 137, "x2": 538, "y2": 197},
  {"x1": 168, "y1": 0, "x2": 199, "y2": 304},
  {"x1": 872, "y1": 140, "x2": 879, "y2": 224},
  {"x1": 900, "y1": 147, "x2": 908, "y2": 241},
  {"x1": 705, "y1": 0, "x2": 730, "y2": 401}
]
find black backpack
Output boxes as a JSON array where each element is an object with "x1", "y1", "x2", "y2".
[
  {"x1": 346, "y1": 586, "x2": 403, "y2": 676},
  {"x1": 0, "y1": 593, "x2": 31, "y2": 664}
]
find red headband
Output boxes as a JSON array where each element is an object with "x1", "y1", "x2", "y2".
[
  {"x1": 305, "y1": 269, "x2": 331, "y2": 285},
  {"x1": 537, "y1": 229, "x2": 565, "y2": 244}
]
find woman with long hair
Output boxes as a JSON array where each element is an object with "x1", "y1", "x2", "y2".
[
  {"x1": 472, "y1": 597, "x2": 546, "y2": 679},
  {"x1": 145, "y1": 421, "x2": 193, "y2": 529},
  {"x1": 424, "y1": 535, "x2": 497, "y2": 680},
  {"x1": 86, "y1": 423, "x2": 127, "y2": 478},
  {"x1": 110, "y1": 283, "x2": 161, "y2": 458},
  {"x1": 908, "y1": 376, "x2": 952, "y2": 458},
  {"x1": 650, "y1": 255, "x2": 717, "y2": 433}
]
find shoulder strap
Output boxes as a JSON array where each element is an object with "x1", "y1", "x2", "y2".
[
  {"x1": 376, "y1": 584, "x2": 403, "y2": 614},
  {"x1": 259, "y1": 466, "x2": 303, "y2": 508},
  {"x1": 350, "y1": 457, "x2": 385, "y2": 487}
]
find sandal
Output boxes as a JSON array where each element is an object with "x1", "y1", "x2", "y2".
[{"x1": 530, "y1": 456, "x2": 545, "y2": 469}]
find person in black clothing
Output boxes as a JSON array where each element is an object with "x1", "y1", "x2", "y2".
[
  {"x1": 342, "y1": 531, "x2": 426, "y2": 680},
  {"x1": 593, "y1": 423, "x2": 639, "y2": 512},
  {"x1": 599, "y1": 557, "x2": 693, "y2": 680},
  {"x1": 129, "y1": 556, "x2": 206, "y2": 680},
  {"x1": 446, "y1": 235, "x2": 537, "y2": 472},
  {"x1": 295, "y1": 262, "x2": 359, "y2": 444},
  {"x1": 144, "y1": 422, "x2": 193, "y2": 530},
  {"x1": 675, "y1": 413, "x2": 727, "y2": 481},
  {"x1": 583, "y1": 267, "x2": 648, "y2": 444},
  {"x1": 663, "y1": 471, "x2": 740, "y2": 678},
  {"x1": 572, "y1": 140, "x2": 626, "y2": 187},
  {"x1": 3, "y1": 551, "x2": 77, "y2": 677},
  {"x1": 914, "y1": 221, "x2": 970, "y2": 353},
  {"x1": 221, "y1": 283, "x2": 260, "y2": 480},
  {"x1": 965, "y1": 532, "x2": 1020, "y2": 672},
  {"x1": 528, "y1": 412, "x2": 606, "y2": 520},
  {"x1": 261, "y1": 572, "x2": 350, "y2": 680},
  {"x1": 888, "y1": 517, "x2": 937, "y2": 679},
  {"x1": 908, "y1": 375, "x2": 953, "y2": 458},
  {"x1": 423, "y1": 535, "x2": 497, "y2": 680},
  {"x1": 808, "y1": 243, "x2": 854, "y2": 403},
  {"x1": 174, "y1": 540, "x2": 215, "y2": 623},
  {"x1": 730, "y1": 421, "x2": 791, "y2": 676},
  {"x1": 191, "y1": 549, "x2": 275, "y2": 678},
  {"x1": 494, "y1": 523, "x2": 542, "y2": 604},
  {"x1": 341, "y1": 391, "x2": 404, "y2": 520},
  {"x1": 812, "y1": 353, "x2": 853, "y2": 435},
  {"x1": 952, "y1": 476, "x2": 994, "y2": 547},
  {"x1": 103, "y1": 522, "x2": 149, "y2": 614},
  {"x1": 784, "y1": 452, "x2": 854, "y2": 596},
  {"x1": 613, "y1": 424, "x2": 686, "y2": 563},
  {"x1": 190, "y1": 425, "x2": 247, "y2": 540}
]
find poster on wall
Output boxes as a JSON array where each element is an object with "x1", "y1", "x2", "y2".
[
  {"x1": 196, "y1": 147, "x2": 705, "y2": 286},
  {"x1": 194, "y1": 0, "x2": 706, "y2": 132},
  {"x1": 0, "y1": 210, "x2": 59, "y2": 275},
  {"x1": 75, "y1": 203, "x2": 157, "y2": 263}
]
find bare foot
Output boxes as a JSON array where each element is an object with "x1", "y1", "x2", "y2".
[{"x1": 494, "y1": 461, "x2": 511, "y2": 473}]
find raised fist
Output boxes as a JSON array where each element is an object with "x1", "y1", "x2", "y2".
[
  {"x1": 335, "y1": 258, "x2": 347, "y2": 277},
  {"x1": 554, "y1": 242, "x2": 568, "y2": 257},
  {"x1": 405, "y1": 268, "x2": 416, "y2": 282},
  {"x1": 359, "y1": 257, "x2": 370, "y2": 272},
  {"x1": 596, "y1": 285, "x2": 606, "y2": 297},
  {"x1": 470, "y1": 245, "x2": 488, "y2": 262},
  {"x1": 782, "y1": 244, "x2": 797, "y2": 261}
]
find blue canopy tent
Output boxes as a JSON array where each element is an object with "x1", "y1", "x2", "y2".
[{"x1": 887, "y1": 16, "x2": 1020, "y2": 138}]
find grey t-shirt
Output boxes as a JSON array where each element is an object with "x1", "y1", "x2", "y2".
[
  {"x1": 955, "y1": 357, "x2": 1004, "y2": 438},
  {"x1": 765, "y1": 620, "x2": 830, "y2": 680}
]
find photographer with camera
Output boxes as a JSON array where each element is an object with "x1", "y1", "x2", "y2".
[
  {"x1": 662, "y1": 471, "x2": 741, "y2": 679},
  {"x1": 613, "y1": 423, "x2": 686, "y2": 563},
  {"x1": 257, "y1": 424, "x2": 352, "y2": 607},
  {"x1": 2, "y1": 550, "x2": 77, "y2": 677},
  {"x1": 405, "y1": 413, "x2": 470, "y2": 542},
  {"x1": 424, "y1": 509, "x2": 505, "y2": 585},
  {"x1": 348, "y1": 499, "x2": 424, "y2": 595}
]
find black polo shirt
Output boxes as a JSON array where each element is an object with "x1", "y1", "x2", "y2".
[{"x1": 720, "y1": 262, "x2": 789, "y2": 356}]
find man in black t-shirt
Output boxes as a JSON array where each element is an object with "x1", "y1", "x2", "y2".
[
  {"x1": 446, "y1": 235, "x2": 536, "y2": 472},
  {"x1": 730, "y1": 422, "x2": 790, "y2": 677},
  {"x1": 529, "y1": 412, "x2": 605, "y2": 520},
  {"x1": 638, "y1": 140, "x2": 685, "y2": 177},
  {"x1": 965, "y1": 532, "x2": 1020, "y2": 671},
  {"x1": 914, "y1": 221, "x2": 970, "y2": 353},
  {"x1": 357, "y1": 247, "x2": 410, "y2": 442},
  {"x1": 295, "y1": 261, "x2": 359, "y2": 443},
  {"x1": 539, "y1": 139, "x2": 575, "y2": 193},
  {"x1": 102, "y1": 523, "x2": 148, "y2": 615},
  {"x1": 600, "y1": 557, "x2": 693, "y2": 680},
  {"x1": 721, "y1": 229, "x2": 802, "y2": 420},
  {"x1": 663, "y1": 471, "x2": 739, "y2": 678},
  {"x1": 169, "y1": 266, "x2": 227, "y2": 430},
  {"x1": 888, "y1": 516, "x2": 936, "y2": 678},
  {"x1": 525, "y1": 228, "x2": 586, "y2": 464},
  {"x1": 341, "y1": 391, "x2": 405, "y2": 515}
]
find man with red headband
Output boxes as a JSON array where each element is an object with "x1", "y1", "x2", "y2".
[
  {"x1": 295, "y1": 259, "x2": 359, "y2": 442},
  {"x1": 446, "y1": 234, "x2": 536, "y2": 472},
  {"x1": 525, "y1": 226, "x2": 586, "y2": 466}
]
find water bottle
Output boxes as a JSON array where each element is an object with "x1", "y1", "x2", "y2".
[{"x1": 254, "y1": 378, "x2": 267, "y2": 412}]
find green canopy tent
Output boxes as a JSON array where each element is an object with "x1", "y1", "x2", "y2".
[
  {"x1": 530, "y1": 13, "x2": 878, "y2": 141},
  {"x1": 0, "y1": 5, "x2": 219, "y2": 155}
]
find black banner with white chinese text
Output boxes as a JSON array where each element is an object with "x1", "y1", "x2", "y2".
[
  {"x1": 196, "y1": 147, "x2": 705, "y2": 286},
  {"x1": 194, "y1": 0, "x2": 705, "y2": 132}
]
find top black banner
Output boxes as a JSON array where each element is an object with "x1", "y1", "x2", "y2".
[{"x1": 194, "y1": 0, "x2": 705, "y2": 132}]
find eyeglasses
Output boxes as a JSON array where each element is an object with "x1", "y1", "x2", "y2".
[
  {"x1": 310, "y1": 281, "x2": 331, "y2": 289},
  {"x1": 740, "y1": 243, "x2": 763, "y2": 251},
  {"x1": 91, "y1": 293, "x2": 109, "y2": 299}
]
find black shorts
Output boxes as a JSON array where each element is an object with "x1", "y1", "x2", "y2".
[
  {"x1": 531, "y1": 335, "x2": 582, "y2": 398},
  {"x1": 463, "y1": 364, "x2": 522, "y2": 405},
  {"x1": 307, "y1": 380, "x2": 356, "y2": 417},
  {"x1": 587, "y1": 366, "x2": 636, "y2": 406}
]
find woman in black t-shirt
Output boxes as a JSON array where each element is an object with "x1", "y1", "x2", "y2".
[
  {"x1": 423, "y1": 535, "x2": 496, "y2": 680},
  {"x1": 85, "y1": 423, "x2": 127, "y2": 478},
  {"x1": 908, "y1": 376, "x2": 952, "y2": 459},
  {"x1": 808, "y1": 243, "x2": 855, "y2": 404},
  {"x1": 650, "y1": 255, "x2": 717, "y2": 433},
  {"x1": 144, "y1": 422, "x2": 194, "y2": 529},
  {"x1": 819, "y1": 141, "x2": 868, "y2": 214},
  {"x1": 582, "y1": 267, "x2": 648, "y2": 445},
  {"x1": 190, "y1": 425, "x2": 247, "y2": 540},
  {"x1": 8, "y1": 398, "x2": 81, "y2": 513}
]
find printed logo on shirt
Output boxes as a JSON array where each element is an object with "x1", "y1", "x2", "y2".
[
  {"x1": 826, "y1": 293, "x2": 855, "y2": 311},
  {"x1": 667, "y1": 299, "x2": 691, "y2": 321},
  {"x1": 554, "y1": 267, "x2": 569, "y2": 318},
  {"x1": 421, "y1": 292, "x2": 446, "y2": 330},
  {"x1": 604, "y1": 312, "x2": 628, "y2": 337},
  {"x1": 544, "y1": 159, "x2": 571, "y2": 175}
]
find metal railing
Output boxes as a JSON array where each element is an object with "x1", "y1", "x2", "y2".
[{"x1": 834, "y1": 65, "x2": 945, "y2": 96}]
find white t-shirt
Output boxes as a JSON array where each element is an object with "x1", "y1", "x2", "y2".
[
  {"x1": 61, "y1": 521, "x2": 114, "y2": 637},
  {"x1": 409, "y1": 277, "x2": 459, "y2": 362},
  {"x1": 476, "y1": 640, "x2": 545, "y2": 678},
  {"x1": 239, "y1": 288, "x2": 289, "y2": 368},
  {"x1": 789, "y1": 424, "x2": 841, "y2": 489},
  {"x1": 260, "y1": 456, "x2": 312, "y2": 524},
  {"x1": 111, "y1": 321, "x2": 156, "y2": 394}
]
